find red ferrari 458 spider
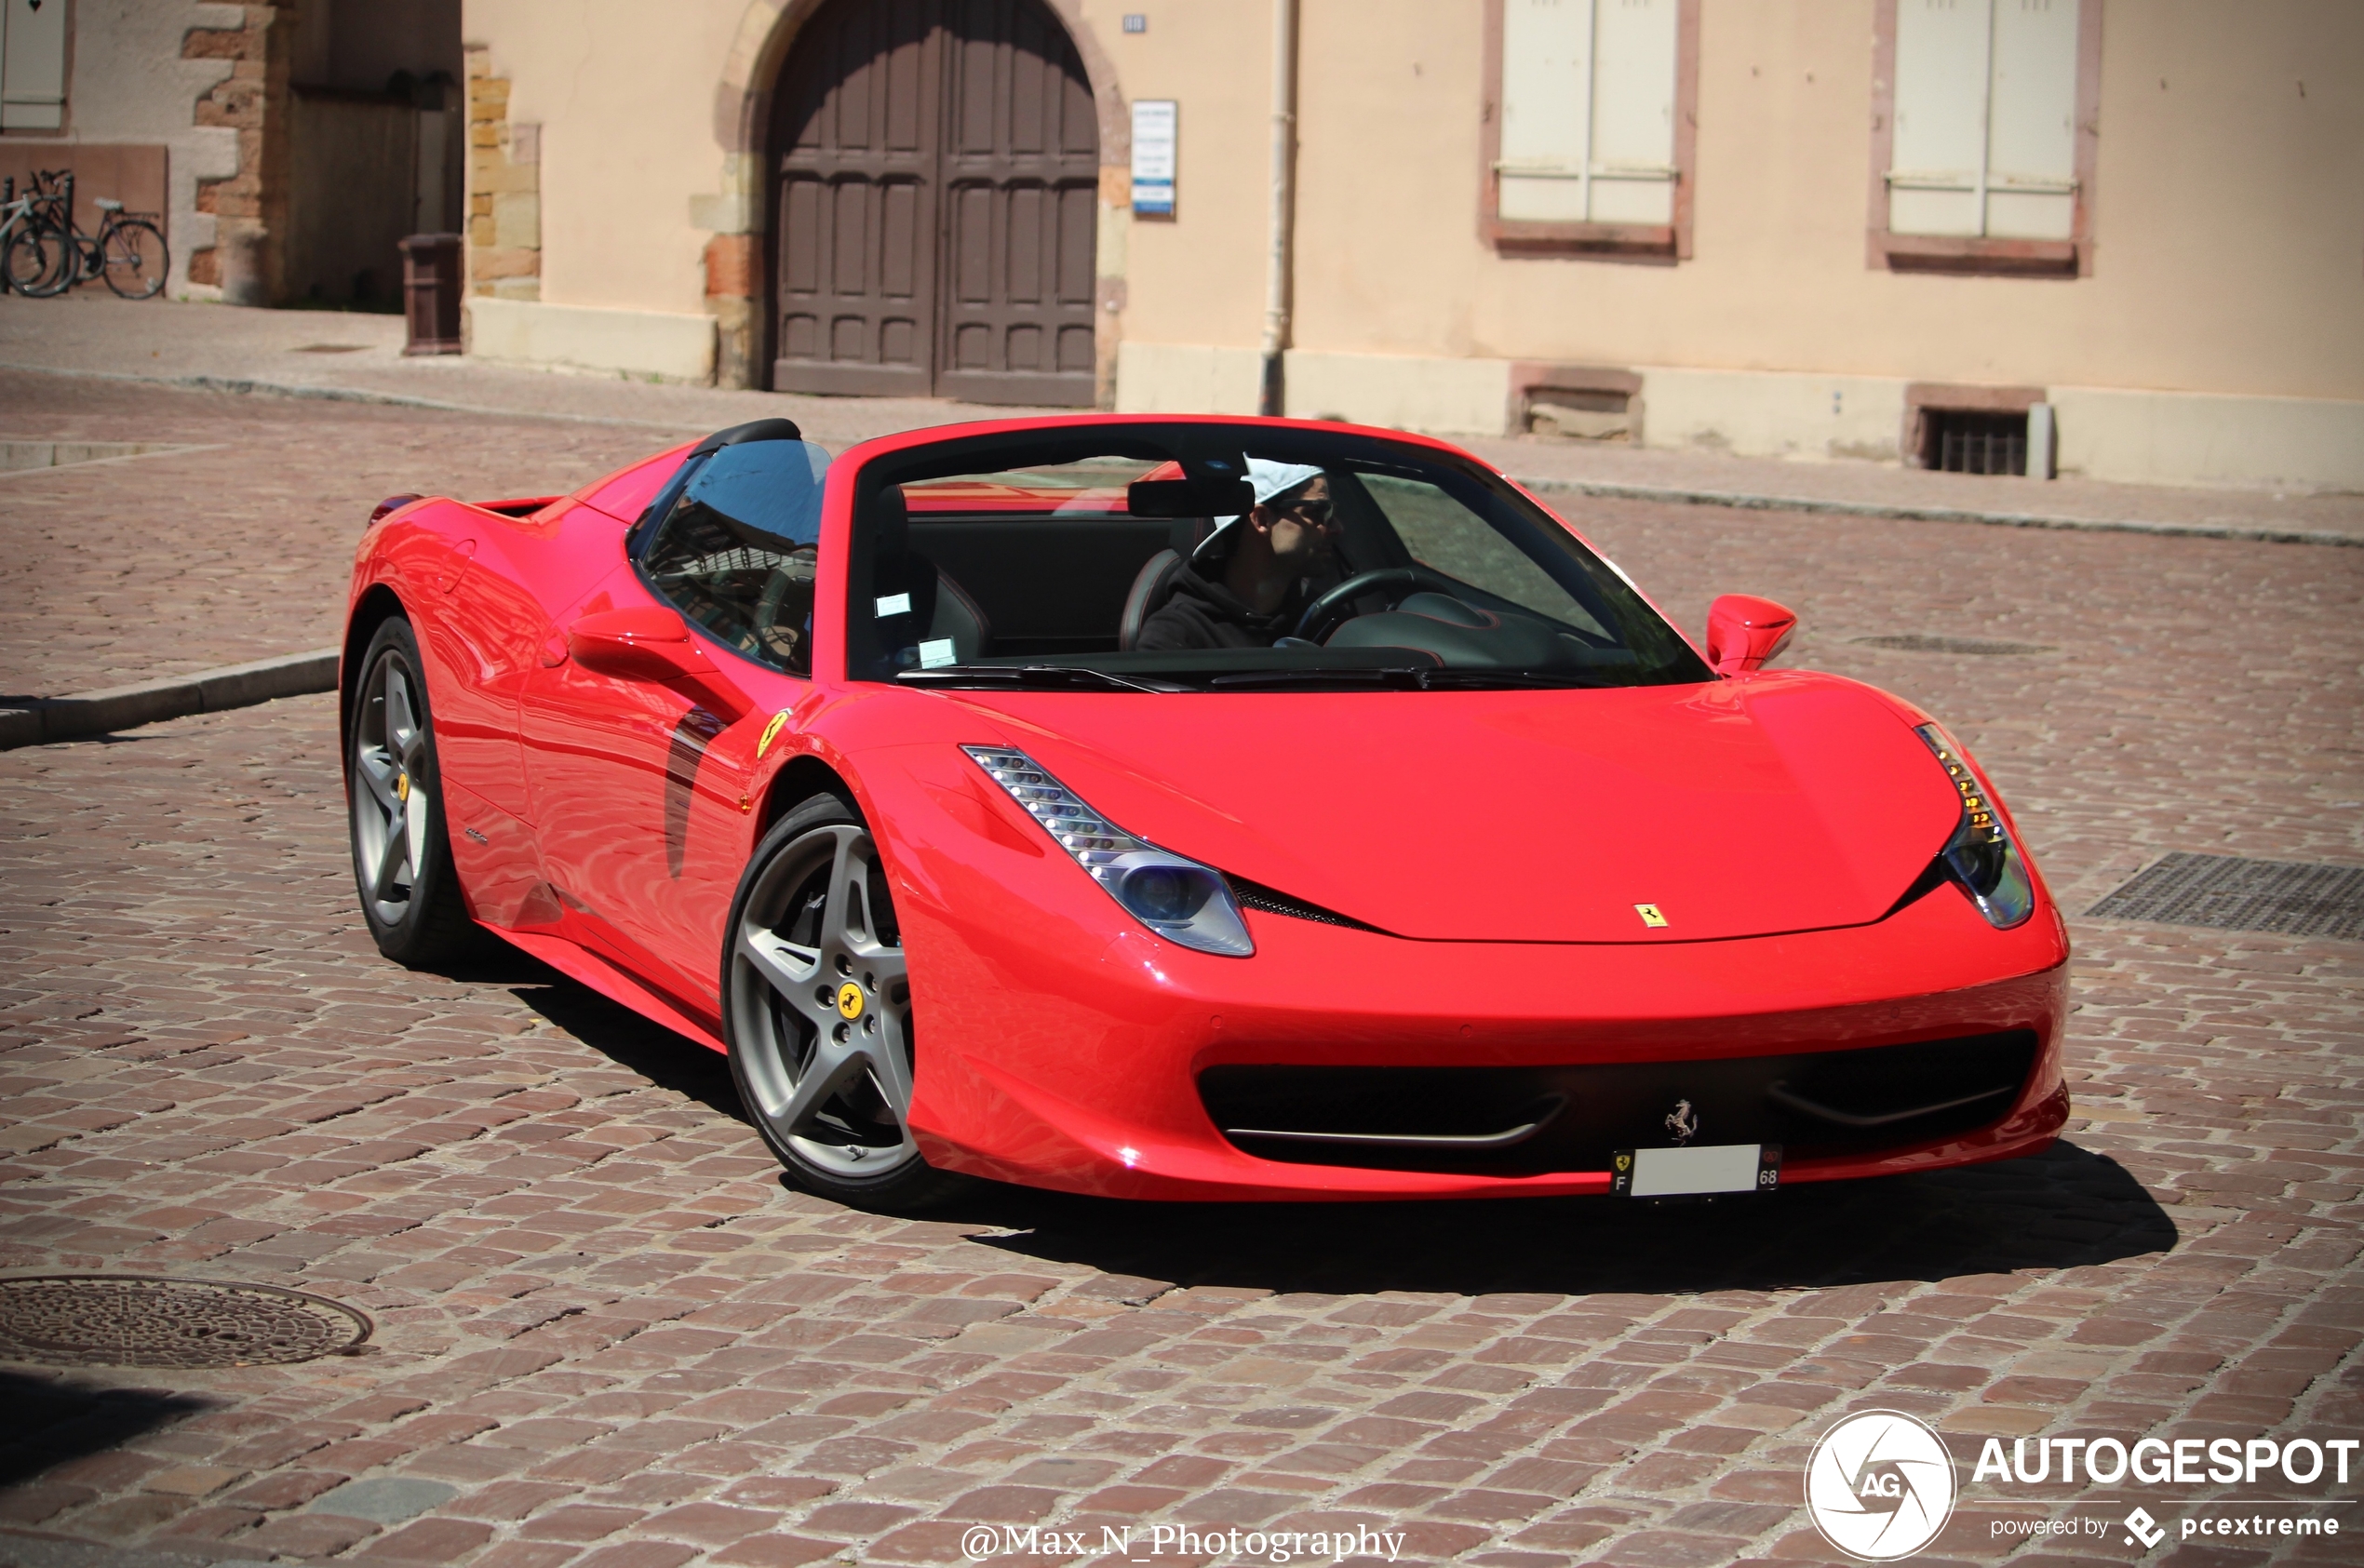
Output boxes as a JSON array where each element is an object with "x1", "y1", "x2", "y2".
[{"x1": 343, "y1": 414, "x2": 2069, "y2": 1211}]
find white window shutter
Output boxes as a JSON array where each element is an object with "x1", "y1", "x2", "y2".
[
  {"x1": 1890, "y1": 0, "x2": 1993, "y2": 237},
  {"x1": 1986, "y1": 0, "x2": 2078, "y2": 239},
  {"x1": 1590, "y1": 0, "x2": 1679, "y2": 225},
  {"x1": 1, "y1": 0, "x2": 68, "y2": 131},
  {"x1": 1499, "y1": 0, "x2": 1594, "y2": 222}
]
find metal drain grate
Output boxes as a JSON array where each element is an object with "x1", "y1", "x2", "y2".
[
  {"x1": 1849, "y1": 634, "x2": 2055, "y2": 656},
  {"x1": 2086, "y1": 853, "x2": 2364, "y2": 941},
  {"x1": 0, "y1": 1276, "x2": 370, "y2": 1368}
]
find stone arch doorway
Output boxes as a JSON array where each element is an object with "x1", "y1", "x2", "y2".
[{"x1": 770, "y1": 0, "x2": 1100, "y2": 405}]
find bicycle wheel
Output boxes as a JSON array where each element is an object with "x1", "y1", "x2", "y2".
[
  {"x1": 3, "y1": 225, "x2": 69, "y2": 296},
  {"x1": 101, "y1": 219, "x2": 167, "y2": 300}
]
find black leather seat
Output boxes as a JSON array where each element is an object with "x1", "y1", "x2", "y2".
[
  {"x1": 1117, "y1": 549, "x2": 1186, "y2": 651},
  {"x1": 1117, "y1": 519, "x2": 1227, "y2": 650},
  {"x1": 870, "y1": 488, "x2": 992, "y2": 664}
]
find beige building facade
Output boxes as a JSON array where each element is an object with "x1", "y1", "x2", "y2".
[
  {"x1": 456, "y1": 0, "x2": 2364, "y2": 489},
  {"x1": 0, "y1": 1, "x2": 462, "y2": 304}
]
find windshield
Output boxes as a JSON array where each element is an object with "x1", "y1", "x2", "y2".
[{"x1": 844, "y1": 424, "x2": 1708, "y2": 691}]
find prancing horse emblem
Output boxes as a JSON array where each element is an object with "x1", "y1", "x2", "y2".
[{"x1": 1665, "y1": 1099, "x2": 1699, "y2": 1145}]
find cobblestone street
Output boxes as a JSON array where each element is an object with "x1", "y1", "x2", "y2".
[{"x1": 1, "y1": 372, "x2": 2359, "y2": 1568}]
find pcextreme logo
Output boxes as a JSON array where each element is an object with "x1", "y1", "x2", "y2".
[{"x1": 1805, "y1": 1410, "x2": 1958, "y2": 1561}]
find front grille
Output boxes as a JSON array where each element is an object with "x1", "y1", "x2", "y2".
[
  {"x1": 2087, "y1": 852, "x2": 2364, "y2": 941},
  {"x1": 1201, "y1": 1030, "x2": 2039, "y2": 1175}
]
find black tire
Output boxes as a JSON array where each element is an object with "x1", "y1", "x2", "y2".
[
  {"x1": 346, "y1": 617, "x2": 480, "y2": 966},
  {"x1": 3, "y1": 225, "x2": 67, "y2": 296},
  {"x1": 101, "y1": 219, "x2": 167, "y2": 301},
  {"x1": 721, "y1": 793, "x2": 971, "y2": 1212}
]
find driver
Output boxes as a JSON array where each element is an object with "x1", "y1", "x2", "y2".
[{"x1": 1135, "y1": 462, "x2": 1343, "y2": 651}]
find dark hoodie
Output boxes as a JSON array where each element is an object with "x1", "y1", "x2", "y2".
[{"x1": 1133, "y1": 563, "x2": 1308, "y2": 651}]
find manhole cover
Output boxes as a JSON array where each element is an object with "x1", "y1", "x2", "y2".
[
  {"x1": 2087, "y1": 853, "x2": 2364, "y2": 941},
  {"x1": 0, "y1": 1276, "x2": 371, "y2": 1368},
  {"x1": 1849, "y1": 633, "x2": 2055, "y2": 656}
]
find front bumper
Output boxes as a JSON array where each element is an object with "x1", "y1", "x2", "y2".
[{"x1": 886, "y1": 776, "x2": 2071, "y2": 1200}]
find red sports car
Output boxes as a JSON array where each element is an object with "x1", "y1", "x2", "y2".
[{"x1": 343, "y1": 414, "x2": 2069, "y2": 1211}]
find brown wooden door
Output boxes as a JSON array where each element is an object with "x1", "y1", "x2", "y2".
[
  {"x1": 771, "y1": 0, "x2": 1096, "y2": 405},
  {"x1": 772, "y1": 0, "x2": 944, "y2": 397}
]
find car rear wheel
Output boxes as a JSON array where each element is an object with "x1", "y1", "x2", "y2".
[
  {"x1": 347, "y1": 617, "x2": 479, "y2": 966},
  {"x1": 724, "y1": 795, "x2": 968, "y2": 1212}
]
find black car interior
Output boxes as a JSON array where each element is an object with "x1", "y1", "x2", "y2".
[{"x1": 844, "y1": 425, "x2": 1710, "y2": 689}]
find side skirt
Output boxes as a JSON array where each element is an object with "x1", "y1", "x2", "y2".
[{"x1": 493, "y1": 925, "x2": 731, "y2": 1055}]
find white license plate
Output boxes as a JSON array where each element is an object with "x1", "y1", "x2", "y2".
[{"x1": 1611, "y1": 1143, "x2": 1780, "y2": 1197}]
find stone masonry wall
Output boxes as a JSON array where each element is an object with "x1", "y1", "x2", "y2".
[
  {"x1": 181, "y1": 2, "x2": 296, "y2": 295},
  {"x1": 464, "y1": 47, "x2": 539, "y2": 302}
]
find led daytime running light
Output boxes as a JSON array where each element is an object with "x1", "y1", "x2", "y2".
[
  {"x1": 962, "y1": 746, "x2": 1255, "y2": 957},
  {"x1": 1914, "y1": 724, "x2": 2035, "y2": 929}
]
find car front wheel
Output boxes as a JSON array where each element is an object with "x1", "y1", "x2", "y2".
[{"x1": 723, "y1": 794, "x2": 969, "y2": 1212}]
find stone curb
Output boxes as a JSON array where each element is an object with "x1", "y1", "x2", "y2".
[
  {"x1": 0, "y1": 648, "x2": 340, "y2": 750},
  {"x1": 1512, "y1": 474, "x2": 2364, "y2": 548},
  {"x1": 0, "y1": 359, "x2": 711, "y2": 436}
]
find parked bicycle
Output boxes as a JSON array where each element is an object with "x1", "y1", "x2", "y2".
[
  {"x1": 0, "y1": 176, "x2": 67, "y2": 295},
  {"x1": 2, "y1": 170, "x2": 168, "y2": 300}
]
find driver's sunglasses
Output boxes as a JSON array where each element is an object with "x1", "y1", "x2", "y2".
[{"x1": 1282, "y1": 496, "x2": 1336, "y2": 525}]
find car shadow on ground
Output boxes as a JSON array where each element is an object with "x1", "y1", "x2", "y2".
[
  {"x1": 0, "y1": 1372, "x2": 211, "y2": 1488},
  {"x1": 432, "y1": 944, "x2": 747, "y2": 1125},
  {"x1": 442, "y1": 958, "x2": 2175, "y2": 1299},
  {"x1": 953, "y1": 1143, "x2": 2178, "y2": 1299}
]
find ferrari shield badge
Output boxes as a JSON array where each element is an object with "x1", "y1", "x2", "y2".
[
  {"x1": 756, "y1": 710, "x2": 791, "y2": 758},
  {"x1": 835, "y1": 981, "x2": 865, "y2": 1021},
  {"x1": 1634, "y1": 903, "x2": 1668, "y2": 928}
]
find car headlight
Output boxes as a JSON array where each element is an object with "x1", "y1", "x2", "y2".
[
  {"x1": 963, "y1": 746, "x2": 1255, "y2": 957},
  {"x1": 1914, "y1": 724, "x2": 2035, "y2": 929}
]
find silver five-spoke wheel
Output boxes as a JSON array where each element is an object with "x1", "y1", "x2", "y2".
[
  {"x1": 346, "y1": 617, "x2": 476, "y2": 965},
  {"x1": 353, "y1": 650, "x2": 431, "y2": 927},
  {"x1": 723, "y1": 794, "x2": 966, "y2": 1210}
]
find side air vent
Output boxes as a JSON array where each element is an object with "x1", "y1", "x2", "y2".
[{"x1": 1223, "y1": 876, "x2": 1388, "y2": 934}]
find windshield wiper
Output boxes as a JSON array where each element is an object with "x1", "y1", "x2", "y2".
[
  {"x1": 1409, "y1": 668, "x2": 1614, "y2": 690},
  {"x1": 1204, "y1": 667, "x2": 1430, "y2": 690},
  {"x1": 1203, "y1": 666, "x2": 1610, "y2": 691},
  {"x1": 895, "y1": 663, "x2": 1179, "y2": 694}
]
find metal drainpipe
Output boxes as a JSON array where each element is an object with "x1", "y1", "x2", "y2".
[{"x1": 1258, "y1": 0, "x2": 1298, "y2": 418}]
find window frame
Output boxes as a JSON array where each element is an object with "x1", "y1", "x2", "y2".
[
  {"x1": 1866, "y1": 0, "x2": 2102, "y2": 278},
  {"x1": 1478, "y1": 0, "x2": 1699, "y2": 263}
]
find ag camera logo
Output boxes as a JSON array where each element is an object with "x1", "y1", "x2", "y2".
[{"x1": 1806, "y1": 1410, "x2": 1958, "y2": 1561}]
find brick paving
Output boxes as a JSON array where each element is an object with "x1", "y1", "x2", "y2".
[
  {"x1": 1, "y1": 381, "x2": 2360, "y2": 1568},
  {"x1": 6, "y1": 292, "x2": 2358, "y2": 544}
]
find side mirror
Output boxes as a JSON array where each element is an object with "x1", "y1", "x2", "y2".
[
  {"x1": 1704, "y1": 594, "x2": 1798, "y2": 676},
  {"x1": 568, "y1": 606, "x2": 752, "y2": 720},
  {"x1": 569, "y1": 606, "x2": 718, "y2": 681}
]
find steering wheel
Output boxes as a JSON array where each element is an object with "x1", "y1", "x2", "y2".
[{"x1": 1293, "y1": 566, "x2": 1459, "y2": 643}]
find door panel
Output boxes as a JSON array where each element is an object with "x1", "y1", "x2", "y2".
[
  {"x1": 518, "y1": 566, "x2": 760, "y2": 1018},
  {"x1": 771, "y1": 0, "x2": 1096, "y2": 405}
]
